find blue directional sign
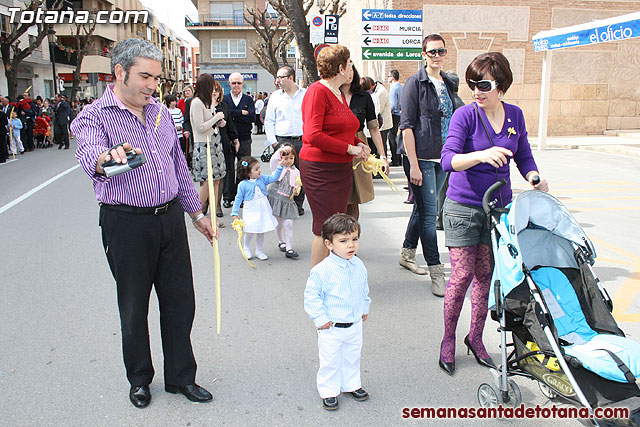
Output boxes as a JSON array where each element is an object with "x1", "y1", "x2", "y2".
[
  {"x1": 533, "y1": 11, "x2": 640, "y2": 52},
  {"x1": 361, "y1": 9, "x2": 423, "y2": 61},
  {"x1": 362, "y1": 9, "x2": 422, "y2": 22}
]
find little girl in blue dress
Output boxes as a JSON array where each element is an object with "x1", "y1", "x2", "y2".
[{"x1": 232, "y1": 156, "x2": 284, "y2": 260}]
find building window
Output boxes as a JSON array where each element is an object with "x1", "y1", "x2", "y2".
[
  {"x1": 287, "y1": 45, "x2": 296, "y2": 59},
  {"x1": 211, "y1": 39, "x2": 246, "y2": 59},
  {"x1": 266, "y1": 3, "x2": 278, "y2": 18},
  {"x1": 209, "y1": 2, "x2": 244, "y2": 25},
  {"x1": 0, "y1": 14, "x2": 10, "y2": 34}
]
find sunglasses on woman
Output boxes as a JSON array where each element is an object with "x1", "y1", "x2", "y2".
[
  {"x1": 424, "y1": 48, "x2": 447, "y2": 57},
  {"x1": 468, "y1": 79, "x2": 497, "y2": 93}
]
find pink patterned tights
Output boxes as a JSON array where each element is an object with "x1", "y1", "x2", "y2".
[{"x1": 440, "y1": 244, "x2": 492, "y2": 363}]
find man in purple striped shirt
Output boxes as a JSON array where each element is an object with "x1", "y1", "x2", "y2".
[{"x1": 72, "y1": 38, "x2": 215, "y2": 409}]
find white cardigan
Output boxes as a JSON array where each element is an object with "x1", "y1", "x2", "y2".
[{"x1": 190, "y1": 96, "x2": 222, "y2": 142}]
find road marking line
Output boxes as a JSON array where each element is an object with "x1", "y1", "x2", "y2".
[
  {"x1": 549, "y1": 180, "x2": 635, "y2": 188},
  {"x1": 561, "y1": 196, "x2": 640, "y2": 203},
  {"x1": 597, "y1": 257, "x2": 635, "y2": 266},
  {"x1": 0, "y1": 158, "x2": 19, "y2": 166},
  {"x1": 557, "y1": 187, "x2": 640, "y2": 195},
  {"x1": 569, "y1": 207, "x2": 640, "y2": 213},
  {"x1": 589, "y1": 236, "x2": 640, "y2": 322},
  {"x1": 613, "y1": 273, "x2": 640, "y2": 323},
  {"x1": 591, "y1": 236, "x2": 640, "y2": 264},
  {"x1": 0, "y1": 164, "x2": 80, "y2": 215}
]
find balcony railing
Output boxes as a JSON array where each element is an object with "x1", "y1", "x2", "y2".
[{"x1": 185, "y1": 13, "x2": 249, "y2": 27}]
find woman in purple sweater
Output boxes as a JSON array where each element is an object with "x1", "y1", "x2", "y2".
[{"x1": 438, "y1": 52, "x2": 549, "y2": 376}]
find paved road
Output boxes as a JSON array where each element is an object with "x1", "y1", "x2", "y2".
[{"x1": 1, "y1": 137, "x2": 640, "y2": 426}]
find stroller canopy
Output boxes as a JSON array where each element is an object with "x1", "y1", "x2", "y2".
[{"x1": 489, "y1": 190, "x2": 596, "y2": 308}]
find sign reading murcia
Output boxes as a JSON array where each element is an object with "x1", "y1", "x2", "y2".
[{"x1": 361, "y1": 9, "x2": 422, "y2": 61}]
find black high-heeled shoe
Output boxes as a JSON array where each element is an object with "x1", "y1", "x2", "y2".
[
  {"x1": 439, "y1": 342, "x2": 455, "y2": 376},
  {"x1": 439, "y1": 358, "x2": 455, "y2": 376},
  {"x1": 464, "y1": 335, "x2": 496, "y2": 369}
]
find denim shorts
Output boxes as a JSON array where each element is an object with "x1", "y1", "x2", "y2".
[{"x1": 443, "y1": 198, "x2": 490, "y2": 247}]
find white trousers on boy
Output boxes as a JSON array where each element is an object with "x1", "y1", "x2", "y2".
[{"x1": 316, "y1": 320, "x2": 363, "y2": 398}]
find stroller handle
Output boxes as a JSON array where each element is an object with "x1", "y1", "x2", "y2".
[{"x1": 482, "y1": 179, "x2": 507, "y2": 214}]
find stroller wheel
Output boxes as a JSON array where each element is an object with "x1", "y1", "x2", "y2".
[
  {"x1": 506, "y1": 379, "x2": 522, "y2": 407},
  {"x1": 538, "y1": 381, "x2": 558, "y2": 400},
  {"x1": 478, "y1": 383, "x2": 502, "y2": 408}
]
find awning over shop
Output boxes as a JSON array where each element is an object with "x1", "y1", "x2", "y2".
[{"x1": 531, "y1": 11, "x2": 640, "y2": 149}]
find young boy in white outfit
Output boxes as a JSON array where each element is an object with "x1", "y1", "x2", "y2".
[{"x1": 304, "y1": 213, "x2": 371, "y2": 410}]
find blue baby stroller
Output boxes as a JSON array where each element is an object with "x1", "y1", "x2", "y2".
[{"x1": 478, "y1": 179, "x2": 640, "y2": 426}]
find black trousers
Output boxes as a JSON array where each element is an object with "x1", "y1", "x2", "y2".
[
  {"x1": 54, "y1": 123, "x2": 69, "y2": 148},
  {"x1": 389, "y1": 114, "x2": 402, "y2": 165},
  {"x1": 23, "y1": 120, "x2": 34, "y2": 151},
  {"x1": 99, "y1": 202, "x2": 197, "y2": 386},
  {"x1": 222, "y1": 137, "x2": 237, "y2": 202},
  {"x1": 275, "y1": 135, "x2": 305, "y2": 210},
  {"x1": 367, "y1": 129, "x2": 390, "y2": 158},
  {"x1": 0, "y1": 133, "x2": 8, "y2": 162},
  {"x1": 226, "y1": 138, "x2": 252, "y2": 201}
]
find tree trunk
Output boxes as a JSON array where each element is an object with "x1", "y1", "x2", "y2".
[
  {"x1": 5, "y1": 67, "x2": 18, "y2": 101},
  {"x1": 71, "y1": 41, "x2": 83, "y2": 101},
  {"x1": 282, "y1": 0, "x2": 318, "y2": 84}
]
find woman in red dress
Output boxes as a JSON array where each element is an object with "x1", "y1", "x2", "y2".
[{"x1": 300, "y1": 45, "x2": 370, "y2": 266}]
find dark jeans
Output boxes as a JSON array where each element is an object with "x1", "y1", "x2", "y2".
[
  {"x1": 100, "y1": 202, "x2": 197, "y2": 386},
  {"x1": 402, "y1": 156, "x2": 446, "y2": 265},
  {"x1": 437, "y1": 172, "x2": 450, "y2": 224},
  {"x1": 275, "y1": 135, "x2": 305, "y2": 210},
  {"x1": 389, "y1": 114, "x2": 401, "y2": 164},
  {"x1": 54, "y1": 123, "x2": 69, "y2": 148}
]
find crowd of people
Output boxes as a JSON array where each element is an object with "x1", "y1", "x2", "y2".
[
  {"x1": 67, "y1": 36, "x2": 552, "y2": 411},
  {"x1": 0, "y1": 92, "x2": 87, "y2": 162}
]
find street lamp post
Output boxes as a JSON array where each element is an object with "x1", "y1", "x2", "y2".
[{"x1": 47, "y1": 28, "x2": 58, "y2": 97}]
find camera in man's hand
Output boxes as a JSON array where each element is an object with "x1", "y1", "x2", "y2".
[{"x1": 102, "y1": 149, "x2": 146, "y2": 177}]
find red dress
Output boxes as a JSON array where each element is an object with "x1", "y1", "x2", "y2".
[{"x1": 299, "y1": 81, "x2": 361, "y2": 235}]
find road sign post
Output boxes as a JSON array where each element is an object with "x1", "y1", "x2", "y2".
[
  {"x1": 310, "y1": 15, "x2": 324, "y2": 44},
  {"x1": 324, "y1": 14, "x2": 339, "y2": 44},
  {"x1": 361, "y1": 9, "x2": 423, "y2": 61}
]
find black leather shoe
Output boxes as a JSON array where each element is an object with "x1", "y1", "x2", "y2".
[
  {"x1": 439, "y1": 358, "x2": 455, "y2": 376},
  {"x1": 285, "y1": 249, "x2": 299, "y2": 259},
  {"x1": 165, "y1": 383, "x2": 213, "y2": 402},
  {"x1": 223, "y1": 200, "x2": 232, "y2": 209},
  {"x1": 322, "y1": 396, "x2": 338, "y2": 410},
  {"x1": 129, "y1": 385, "x2": 151, "y2": 408},
  {"x1": 464, "y1": 335, "x2": 496, "y2": 369},
  {"x1": 349, "y1": 388, "x2": 369, "y2": 401}
]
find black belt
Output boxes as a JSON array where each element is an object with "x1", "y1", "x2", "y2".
[
  {"x1": 334, "y1": 322, "x2": 353, "y2": 328},
  {"x1": 277, "y1": 135, "x2": 302, "y2": 141},
  {"x1": 100, "y1": 198, "x2": 177, "y2": 216}
]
